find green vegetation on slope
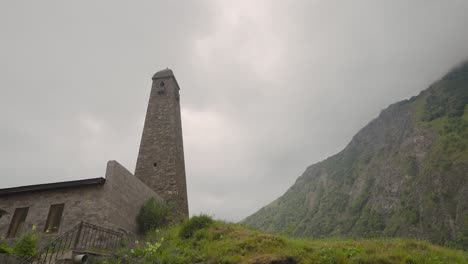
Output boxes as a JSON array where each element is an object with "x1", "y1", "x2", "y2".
[
  {"x1": 412, "y1": 63, "x2": 468, "y2": 247},
  {"x1": 93, "y1": 217, "x2": 468, "y2": 264},
  {"x1": 243, "y1": 61, "x2": 468, "y2": 249}
]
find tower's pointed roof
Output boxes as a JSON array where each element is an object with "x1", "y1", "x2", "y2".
[{"x1": 152, "y1": 68, "x2": 174, "y2": 79}]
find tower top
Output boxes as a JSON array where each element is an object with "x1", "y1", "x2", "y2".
[
  {"x1": 152, "y1": 68, "x2": 180, "y2": 90},
  {"x1": 152, "y1": 68, "x2": 174, "y2": 79}
]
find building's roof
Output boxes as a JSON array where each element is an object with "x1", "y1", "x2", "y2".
[
  {"x1": 152, "y1": 68, "x2": 174, "y2": 79},
  {"x1": 0, "y1": 177, "x2": 106, "y2": 196}
]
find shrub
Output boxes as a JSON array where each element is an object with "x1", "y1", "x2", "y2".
[
  {"x1": 129, "y1": 239, "x2": 164, "y2": 259},
  {"x1": 0, "y1": 244, "x2": 12, "y2": 255},
  {"x1": 0, "y1": 236, "x2": 12, "y2": 255},
  {"x1": 179, "y1": 214, "x2": 214, "y2": 239},
  {"x1": 12, "y1": 226, "x2": 38, "y2": 258},
  {"x1": 136, "y1": 197, "x2": 169, "y2": 234}
]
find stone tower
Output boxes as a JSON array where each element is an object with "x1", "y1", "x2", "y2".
[{"x1": 135, "y1": 69, "x2": 189, "y2": 219}]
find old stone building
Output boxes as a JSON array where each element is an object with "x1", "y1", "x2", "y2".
[{"x1": 0, "y1": 69, "x2": 188, "y2": 238}]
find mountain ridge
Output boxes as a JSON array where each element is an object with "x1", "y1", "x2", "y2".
[{"x1": 243, "y1": 61, "x2": 468, "y2": 249}]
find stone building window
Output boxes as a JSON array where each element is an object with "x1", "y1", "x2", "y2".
[
  {"x1": 7, "y1": 207, "x2": 29, "y2": 238},
  {"x1": 44, "y1": 203, "x2": 64, "y2": 234},
  {"x1": 157, "y1": 81, "x2": 166, "y2": 95}
]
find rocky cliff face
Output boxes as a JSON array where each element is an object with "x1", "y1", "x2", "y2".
[{"x1": 243, "y1": 62, "x2": 468, "y2": 249}]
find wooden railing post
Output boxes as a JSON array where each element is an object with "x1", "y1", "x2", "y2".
[{"x1": 73, "y1": 221, "x2": 84, "y2": 250}]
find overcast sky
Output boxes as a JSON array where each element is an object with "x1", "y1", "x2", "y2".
[{"x1": 1, "y1": 1, "x2": 468, "y2": 222}]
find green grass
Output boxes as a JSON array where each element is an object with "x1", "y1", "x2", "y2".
[{"x1": 97, "y1": 220, "x2": 468, "y2": 264}]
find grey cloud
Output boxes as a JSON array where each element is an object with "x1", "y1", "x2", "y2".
[{"x1": 1, "y1": 0, "x2": 468, "y2": 222}]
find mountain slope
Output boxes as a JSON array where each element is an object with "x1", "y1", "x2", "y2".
[{"x1": 243, "y1": 61, "x2": 468, "y2": 249}]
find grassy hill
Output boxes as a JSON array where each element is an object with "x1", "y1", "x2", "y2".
[
  {"x1": 243, "y1": 61, "x2": 468, "y2": 249},
  {"x1": 93, "y1": 216, "x2": 467, "y2": 264}
]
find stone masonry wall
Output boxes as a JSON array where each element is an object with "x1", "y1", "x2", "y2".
[
  {"x1": 0, "y1": 160, "x2": 162, "y2": 239},
  {"x1": 0, "y1": 254, "x2": 20, "y2": 264},
  {"x1": 0, "y1": 182, "x2": 106, "y2": 239},
  {"x1": 134, "y1": 70, "x2": 189, "y2": 219},
  {"x1": 102, "y1": 160, "x2": 163, "y2": 234}
]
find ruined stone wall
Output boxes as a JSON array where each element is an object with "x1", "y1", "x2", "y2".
[{"x1": 134, "y1": 70, "x2": 189, "y2": 219}]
